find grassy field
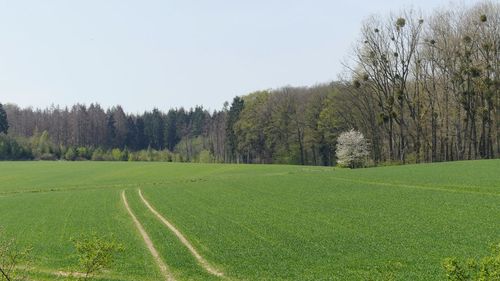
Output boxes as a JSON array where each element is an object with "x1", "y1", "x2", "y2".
[{"x1": 0, "y1": 160, "x2": 499, "y2": 280}]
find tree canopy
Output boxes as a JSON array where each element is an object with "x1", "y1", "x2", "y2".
[{"x1": 0, "y1": 1, "x2": 498, "y2": 165}]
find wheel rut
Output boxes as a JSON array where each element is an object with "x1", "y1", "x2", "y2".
[
  {"x1": 121, "y1": 190, "x2": 176, "y2": 281},
  {"x1": 138, "y1": 189, "x2": 224, "y2": 277}
]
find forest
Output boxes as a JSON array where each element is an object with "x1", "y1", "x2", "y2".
[{"x1": 0, "y1": 1, "x2": 498, "y2": 165}]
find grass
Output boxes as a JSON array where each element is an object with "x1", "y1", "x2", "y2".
[
  {"x1": 0, "y1": 188, "x2": 163, "y2": 281},
  {"x1": 0, "y1": 159, "x2": 499, "y2": 280}
]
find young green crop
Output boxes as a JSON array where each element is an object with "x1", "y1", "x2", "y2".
[
  {"x1": 0, "y1": 159, "x2": 498, "y2": 280},
  {"x1": 0, "y1": 187, "x2": 163, "y2": 281}
]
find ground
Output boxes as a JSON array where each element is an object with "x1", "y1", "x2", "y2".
[{"x1": 0, "y1": 159, "x2": 499, "y2": 280}]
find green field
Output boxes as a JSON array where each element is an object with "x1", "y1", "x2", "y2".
[{"x1": 0, "y1": 160, "x2": 499, "y2": 280}]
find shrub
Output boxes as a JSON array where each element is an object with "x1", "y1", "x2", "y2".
[
  {"x1": 121, "y1": 148, "x2": 129, "y2": 161},
  {"x1": 64, "y1": 147, "x2": 77, "y2": 161},
  {"x1": 91, "y1": 149, "x2": 105, "y2": 161},
  {"x1": 77, "y1": 147, "x2": 93, "y2": 160},
  {"x1": 0, "y1": 228, "x2": 32, "y2": 281},
  {"x1": 0, "y1": 135, "x2": 33, "y2": 160},
  {"x1": 442, "y1": 258, "x2": 470, "y2": 281},
  {"x1": 442, "y1": 242, "x2": 500, "y2": 281},
  {"x1": 72, "y1": 233, "x2": 124, "y2": 280},
  {"x1": 336, "y1": 129, "x2": 370, "y2": 168},
  {"x1": 111, "y1": 148, "x2": 122, "y2": 161},
  {"x1": 157, "y1": 150, "x2": 172, "y2": 162},
  {"x1": 172, "y1": 153, "x2": 183, "y2": 162},
  {"x1": 128, "y1": 148, "x2": 173, "y2": 162},
  {"x1": 31, "y1": 130, "x2": 53, "y2": 159},
  {"x1": 198, "y1": 150, "x2": 214, "y2": 163},
  {"x1": 39, "y1": 153, "x2": 57, "y2": 161}
]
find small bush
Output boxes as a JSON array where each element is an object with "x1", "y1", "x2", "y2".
[
  {"x1": 198, "y1": 150, "x2": 214, "y2": 163},
  {"x1": 64, "y1": 147, "x2": 77, "y2": 161},
  {"x1": 0, "y1": 135, "x2": 33, "y2": 160},
  {"x1": 77, "y1": 147, "x2": 93, "y2": 160},
  {"x1": 442, "y1": 242, "x2": 500, "y2": 281},
  {"x1": 0, "y1": 228, "x2": 32, "y2": 281},
  {"x1": 39, "y1": 153, "x2": 57, "y2": 161},
  {"x1": 91, "y1": 149, "x2": 105, "y2": 161},
  {"x1": 72, "y1": 233, "x2": 124, "y2": 280}
]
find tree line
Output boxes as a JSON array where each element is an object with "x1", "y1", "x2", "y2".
[
  {"x1": 0, "y1": 84, "x2": 341, "y2": 164},
  {"x1": 0, "y1": 1, "x2": 498, "y2": 165},
  {"x1": 343, "y1": 0, "x2": 499, "y2": 163}
]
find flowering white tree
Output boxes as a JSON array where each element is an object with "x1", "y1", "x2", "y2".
[{"x1": 336, "y1": 129, "x2": 370, "y2": 168}]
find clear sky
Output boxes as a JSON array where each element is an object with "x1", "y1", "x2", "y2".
[{"x1": 0, "y1": 0, "x2": 477, "y2": 113}]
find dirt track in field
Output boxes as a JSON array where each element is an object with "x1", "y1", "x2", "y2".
[
  {"x1": 121, "y1": 190, "x2": 176, "y2": 281},
  {"x1": 138, "y1": 189, "x2": 224, "y2": 277}
]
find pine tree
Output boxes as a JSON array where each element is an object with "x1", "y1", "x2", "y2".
[
  {"x1": 0, "y1": 103, "x2": 8, "y2": 134},
  {"x1": 164, "y1": 109, "x2": 179, "y2": 151},
  {"x1": 106, "y1": 113, "x2": 116, "y2": 148},
  {"x1": 226, "y1": 97, "x2": 244, "y2": 161}
]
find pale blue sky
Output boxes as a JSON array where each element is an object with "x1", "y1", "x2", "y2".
[{"x1": 0, "y1": 0, "x2": 476, "y2": 113}]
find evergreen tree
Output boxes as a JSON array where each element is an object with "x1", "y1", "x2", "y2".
[
  {"x1": 0, "y1": 103, "x2": 9, "y2": 134},
  {"x1": 226, "y1": 97, "x2": 244, "y2": 162},
  {"x1": 190, "y1": 106, "x2": 206, "y2": 136},
  {"x1": 135, "y1": 117, "x2": 147, "y2": 150},
  {"x1": 125, "y1": 116, "x2": 138, "y2": 150},
  {"x1": 164, "y1": 109, "x2": 179, "y2": 151},
  {"x1": 106, "y1": 113, "x2": 116, "y2": 148},
  {"x1": 143, "y1": 108, "x2": 164, "y2": 150}
]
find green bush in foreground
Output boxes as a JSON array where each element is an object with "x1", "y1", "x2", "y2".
[
  {"x1": 72, "y1": 233, "x2": 124, "y2": 280},
  {"x1": 1, "y1": 228, "x2": 125, "y2": 281},
  {"x1": 443, "y1": 242, "x2": 500, "y2": 281},
  {"x1": 0, "y1": 229, "x2": 31, "y2": 281}
]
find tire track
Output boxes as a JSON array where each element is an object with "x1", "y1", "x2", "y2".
[
  {"x1": 333, "y1": 177, "x2": 500, "y2": 197},
  {"x1": 121, "y1": 190, "x2": 176, "y2": 281},
  {"x1": 138, "y1": 189, "x2": 224, "y2": 277}
]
